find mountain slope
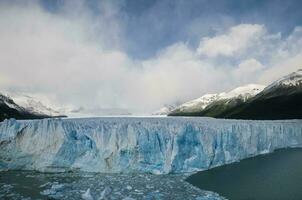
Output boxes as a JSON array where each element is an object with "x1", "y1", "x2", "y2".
[
  {"x1": 222, "y1": 69, "x2": 302, "y2": 119},
  {"x1": 169, "y1": 93, "x2": 223, "y2": 114},
  {"x1": 152, "y1": 104, "x2": 179, "y2": 115},
  {"x1": 0, "y1": 92, "x2": 68, "y2": 121},
  {"x1": 0, "y1": 94, "x2": 48, "y2": 121},
  {"x1": 7, "y1": 93, "x2": 65, "y2": 117},
  {"x1": 169, "y1": 69, "x2": 302, "y2": 120},
  {"x1": 169, "y1": 84, "x2": 265, "y2": 116},
  {"x1": 222, "y1": 92, "x2": 302, "y2": 119}
]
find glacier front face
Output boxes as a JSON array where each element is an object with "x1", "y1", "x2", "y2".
[{"x1": 0, "y1": 117, "x2": 302, "y2": 174}]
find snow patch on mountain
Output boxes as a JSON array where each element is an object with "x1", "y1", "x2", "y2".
[
  {"x1": 263, "y1": 69, "x2": 302, "y2": 91},
  {"x1": 172, "y1": 84, "x2": 265, "y2": 114},
  {"x1": 6, "y1": 92, "x2": 64, "y2": 117},
  {"x1": 175, "y1": 93, "x2": 223, "y2": 113},
  {"x1": 0, "y1": 94, "x2": 24, "y2": 111},
  {"x1": 220, "y1": 84, "x2": 265, "y2": 100}
]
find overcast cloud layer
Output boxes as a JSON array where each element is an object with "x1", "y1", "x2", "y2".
[{"x1": 0, "y1": 0, "x2": 302, "y2": 115}]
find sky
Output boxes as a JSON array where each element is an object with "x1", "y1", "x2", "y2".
[{"x1": 0, "y1": 0, "x2": 302, "y2": 115}]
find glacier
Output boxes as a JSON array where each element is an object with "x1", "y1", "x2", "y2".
[{"x1": 0, "y1": 117, "x2": 302, "y2": 174}]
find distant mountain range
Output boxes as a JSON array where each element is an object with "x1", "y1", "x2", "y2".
[
  {"x1": 8, "y1": 92, "x2": 65, "y2": 117},
  {"x1": 0, "y1": 92, "x2": 132, "y2": 121},
  {"x1": 68, "y1": 106, "x2": 131, "y2": 117},
  {"x1": 2, "y1": 69, "x2": 301, "y2": 121},
  {"x1": 168, "y1": 69, "x2": 302, "y2": 120},
  {"x1": 0, "y1": 93, "x2": 66, "y2": 121}
]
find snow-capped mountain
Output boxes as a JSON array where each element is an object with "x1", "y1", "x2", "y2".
[
  {"x1": 260, "y1": 69, "x2": 302, "y2": 98},
  {"x1": 170, "y1": 84, "x2": 265, "y2": 115},
  {"x1": 170, "y1": 69, "x2": 302, "y2": 120},
  {"x1": 7, "y1": 93, "x2": 64, "y2": 117},
  {"x1": 221, "y1": 69, "x2": 302, "y2": 120},
  {"x1": 0, "y1": 94, "x2": 24, "y2": 112},
  {"x1": 0, "y1": 92, "x2": 67, "y2": 121},
  {"x1": 0, "y1": 93, "x2": 44, "y2": 121},
  {"x1": 219, "y1": 84, "x2": 265, "y2": 100},
  {"x1": 172, "y1": 93, "x2": 223, "y2": 114},
  {"x1": 267, "y1": 69, "x2": 302, "y2": 88}
]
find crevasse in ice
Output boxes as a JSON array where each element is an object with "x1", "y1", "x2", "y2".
[{"x1": 0, "y1": 117, "x2": 301, "y2": 174}]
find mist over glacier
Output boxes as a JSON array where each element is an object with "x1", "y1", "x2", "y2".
[{"x1": 1, "y1": 117, "x2": 301, "y2": 174}]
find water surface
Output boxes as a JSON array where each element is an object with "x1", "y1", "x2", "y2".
[
  {"x1": 187, "y1": 148, "x2": 302, "y2": 200},
  {"x1": 0, "y1": 171, "x2": 224, "y2": 200}
]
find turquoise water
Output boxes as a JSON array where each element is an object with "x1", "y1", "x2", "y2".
[{"x1": 187, "y1": 148, "x2": 302, "y2": 200}]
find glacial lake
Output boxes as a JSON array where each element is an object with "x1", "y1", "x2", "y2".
[{"x1": 187, "y1": 148, "x2": 302, "y2": 200}]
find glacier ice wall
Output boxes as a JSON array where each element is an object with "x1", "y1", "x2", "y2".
[{"x1": 0, "y1": 117, "x2": 302, "y2": 174}]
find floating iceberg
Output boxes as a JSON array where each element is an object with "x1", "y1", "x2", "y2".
[{"x1": 0, "y1": 117, "x2": 301, "y2": 174}]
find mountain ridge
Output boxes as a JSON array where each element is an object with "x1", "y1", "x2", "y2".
[
  {"x1": 169, "y1": 84, "x2": 265, "y2": 116},
  {"x1": 168, "y1": 69, "x2": 302, "y2": 120},
  {"x1": 0, "y1": 93, "x2": 66, "y2": 121}
]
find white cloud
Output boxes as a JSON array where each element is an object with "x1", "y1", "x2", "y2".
[
  {"x1": 233, "y1": 59, "x2": 264, "y2": 84},
  {"x1": 0, "y1": 2, "x2": 230, "y2": 114},
  {"x1": 197, "y1": 24, "x2": 265, "y2": 57},
  {"x1": 256, "y1": 27, "x2": 302, "y2": 84},
  {"x1": 196, "y1": 23, "x2": 302, "y2": 87},
  {"x1": 259, "y1": 53, "x2": 302, "y2": 85},
  {"x1": 0, "y1": 3, "x2": 132, "y2": 110},
  {"x1": 137, "y1": 43, "x2": 228, "y2": 112}
]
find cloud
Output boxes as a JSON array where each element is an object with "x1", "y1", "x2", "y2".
[
  {"x1": 257, "y1": 27, "x2": 302, "y2": 84},
  {"x1": 259, "y1": 53, "x2": 302, "y2": 85},
  {"x1": 0, "y1": 2, "x2": 132, "y2": 110},
  {"x1": 0, "y1": 2, "x2": 230, "y2": 114},
  {"x1": 137, "y1": 43, "x2": 228, "y2": 112},
  {"x1": 196, "y1": 23, "x2": 302, "y2": 86},
  {"x1": 0, "y1": 1, "x2": 302, "y2": 115},
  {"x1": 197, "y1": 24, "x2": 265, "y2": 57},
  {"x1": 233, "y1": 59, "x2": 264, "y2": 84}
]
